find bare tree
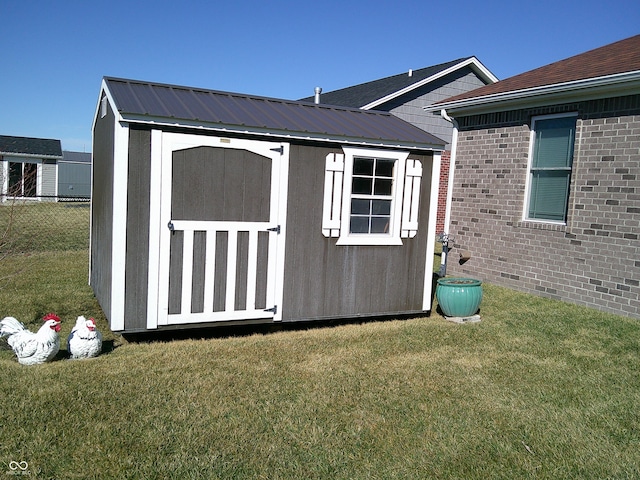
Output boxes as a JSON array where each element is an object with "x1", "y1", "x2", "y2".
[{"x1": 0, "y1": 165, "x2": 38, "y2": 282}]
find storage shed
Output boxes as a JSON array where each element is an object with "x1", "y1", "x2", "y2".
[
  {"x1": 91, "y1": 77, "x2": 445, "y2": 333},
  {"x1": 59, "y1": 151, "x2": 92, "y2": 199}
]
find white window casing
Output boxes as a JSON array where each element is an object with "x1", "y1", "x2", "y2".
[
  {"x1": 2, "y1": 158, "x2": 42, "y2": 199},
  {"x1": 523, "y1": 112, "x2": 577, "y2": 224},
  {"x1": 322, "y1": 147, "x2": 423, "y2": 246}
]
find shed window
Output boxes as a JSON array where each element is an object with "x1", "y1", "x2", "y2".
[
  {"x1": 526, "y1": 114, "x2": 576, "y2": 223},
  {"x1": 350, "y1": 157, "x2": 395, "y2": 234},
  {"x1": 101, "y1": 95, "x2": 108, "y2": 118},
  {"x1": 322, "y1": 147, "x2": 423, "y2": 245}
]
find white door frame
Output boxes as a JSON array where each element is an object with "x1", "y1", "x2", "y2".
[{"x1": 146, "y1": 131, "x2": 289, "y2": 328}]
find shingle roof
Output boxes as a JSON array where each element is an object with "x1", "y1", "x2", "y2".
[
  {"x1": 298, "y1": 58, "x2": 481, "y2": 108},
  {"x1": 62, "y1": 151, "x2": 92, "y2": 163},
  {"x1": 438, "y1": 34, "x2": 640, "y2": 105},
  {"x1": 0, "y1": 135, "x2": 63, "y2": 158},
  {"x1": 103, "y1": 77, "x2": 445, "y2": 149}
]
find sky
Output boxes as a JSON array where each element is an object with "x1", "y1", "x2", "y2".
[{"x1": 1, "y1": 0, "x2": 639, "y2": 152}]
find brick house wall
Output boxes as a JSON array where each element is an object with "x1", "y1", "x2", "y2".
[
  {"x1": 445, "y1": 94, "x2": 640, "y2": 319},
  {"x1": 436, "y1": 150, "x2": 450, "y2": 234}
]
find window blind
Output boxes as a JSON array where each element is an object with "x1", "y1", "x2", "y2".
[{"x1": 528, "y1": 116, "x2": 576, "y2": 221}]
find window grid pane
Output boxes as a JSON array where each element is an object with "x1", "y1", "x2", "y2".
[
  {"x1": 352, "y1": 177, "x2": 372, "y2": 195},
  {"x1": 350, "y1": 216, "x2": 370, "y2": 233},
  {"x1": 353, "y1": 158, "x2": 374, "y2": 176},
  {"x1": 351, "y1": 198, "x2": 370, "y2": 215},
  {"x1": 370, "y1": 217, "x2": 390, "y2": 233}
]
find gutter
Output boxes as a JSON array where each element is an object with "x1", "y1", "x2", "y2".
[
  {"x1": 0, "y1": 151, "x2": 63, "y2": 160},
  {"x1": 426, "y1": 70, "x2": 640, "y2": 115},
  {"x1": 438, "y1": 108, "x2": 458, "y2": 276}
]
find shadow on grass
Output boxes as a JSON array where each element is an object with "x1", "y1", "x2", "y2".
[
  {"x1": 119, "y1": 271, "x2": 447, "y2": 344},
  {"x1": 121, "y1": 310, "x2": 438, "y2": 344},
  {"x1": 48, "y1": 339, "x2": 118, "y2": 362}
]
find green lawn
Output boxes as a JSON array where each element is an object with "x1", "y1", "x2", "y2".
[
  {"x1": 0, "y1": 201, "x2": 90, "y2": 254},
  {"x1": 1, "y1": 237, "x2": 639, "y2": 478}
]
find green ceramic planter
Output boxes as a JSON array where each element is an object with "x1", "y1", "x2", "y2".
[{"x1": 436, "y1": 277, "x2": 483, "y2": 317}]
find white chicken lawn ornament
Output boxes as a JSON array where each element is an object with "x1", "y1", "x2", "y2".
[
  {"x1": 0, "y1": 313, "x2": 62, "y2": 365},
  {"x1": 67, "y1": 316, "x2": 102, "y2": 359}
]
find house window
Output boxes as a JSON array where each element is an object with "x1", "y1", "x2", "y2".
[
  {"x1": 8, "y1": 161, "x2": 38, "y2": 197},
  {"x1": 322, "y1": 147, "x2": 423, "y2": 246},
  {"x1": 525, "y1": 114, "x2": 577, "y2": 223}
]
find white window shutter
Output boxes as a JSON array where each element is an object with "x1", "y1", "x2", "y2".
[
  {"x1": 401, "y1": 159, "x2": 422, "y2": 238},
  {"x1": 322, "y1": 153, "x2": 345, "y2": 237}
]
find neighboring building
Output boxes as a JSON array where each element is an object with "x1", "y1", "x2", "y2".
[
  {"x1": 300, "y1": 58, "x2": 498, "y2": 233},
  {"x1": 0, "y1": 135, "x2": 63, "y2": 200},
  {"x1": 431, "y1": 35, "x2": 640, "y2": 319},
  {"x1": 91, "y1": 77, "x2": 445, "y2": 333},
  {"x1": 59, "y1": 150, "x2": 91, "y2": 199}
]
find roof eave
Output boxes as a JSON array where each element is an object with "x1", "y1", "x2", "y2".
[
  {"x1": 0, "y1": 151, "x2": 63, "y2": 160},
  {"x1": 426, "y1": 71, "x2": 640, "y2": 116},
  {"x1": 117, "y1": 112, "x2": 445, "y2": 152},
  {"x1": 362, "y1": 57, "x2": 499, "y2": 110}
]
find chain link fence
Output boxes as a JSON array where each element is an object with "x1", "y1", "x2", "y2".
[{"x1": 0, "y1": 196, "x2": 90, "y2": 255}]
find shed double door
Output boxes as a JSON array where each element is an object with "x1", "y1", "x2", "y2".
[{"x1": 153, "y1": 133, "x2": 288, "y2": 326}]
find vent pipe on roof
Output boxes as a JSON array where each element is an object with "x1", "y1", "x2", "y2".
[
  {"x1": 408, "y1": 69, "x2": 413, "y2": 77},
  {"x1": 314, "y1": 86, "x2": 322, "y2": 104}
]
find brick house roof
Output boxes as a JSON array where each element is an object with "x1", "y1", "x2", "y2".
[
  {"x1": 0, "y1": 135, "x2": 63, "y2": 158},
  {"x1": 435, "y1": 34, "x2": 640, "y2": 106}
]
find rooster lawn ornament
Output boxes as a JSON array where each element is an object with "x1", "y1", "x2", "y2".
[{"x1": 0, "y1": 313, "x2": 62, "y2": 365}]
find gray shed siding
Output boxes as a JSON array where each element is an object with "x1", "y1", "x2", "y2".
[
  {"x1": 282, "y1": 144, "x2": 433, "y2": 321},
  {"x1": 108, "y1": 128, "x2": 436, "y2": 331},
  {"x1": 123, "y1": 128, "x2": 152, "y2": 331},
  {"x1": 447, "y1": 94, "x2": 640, "y2": 319},
  {"x1": 90, "y1": 101, "x2": 116, "y2": 320}
]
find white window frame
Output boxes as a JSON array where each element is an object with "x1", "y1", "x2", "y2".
[
  {"x1": 2, "y1": 158, "x2": 42, "y2": 199},
  {"x1": 100, "y1": 95, "x2": 108, "y2": 118},
  {"x1": 336, "y1": 147, "x2": 408, "y2": 246},
  {"x1": 523, "y1": 113, "x2": 577, "y2": 225}
]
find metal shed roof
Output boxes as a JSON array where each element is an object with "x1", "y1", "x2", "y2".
[{"x1": 103, "y1": 77, "x2": 445, "y2": 150}]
